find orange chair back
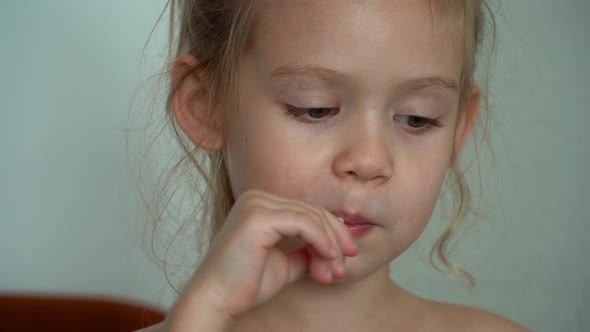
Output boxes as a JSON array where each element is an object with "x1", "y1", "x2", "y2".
[{"x1": 0, "y1": 294, "x2": 165, "y2": 332}]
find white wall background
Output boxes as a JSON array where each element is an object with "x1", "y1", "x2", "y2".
[{"x1": 1, "y1": 1, "x2": 588, "y2": 331}]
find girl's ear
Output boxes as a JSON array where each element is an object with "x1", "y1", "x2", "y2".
[
  {"x1": 172, "y1": 54, "x2": 224, "y2": 150},
  {"x1": 454, "y1": 86, "x2": 480, "y2": 155}
]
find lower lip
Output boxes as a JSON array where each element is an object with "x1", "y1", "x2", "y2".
[{"x1": 345, "y1": 223, "x2": 374, "y2": 238}]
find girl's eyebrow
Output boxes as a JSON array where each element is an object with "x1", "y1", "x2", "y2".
[
  {"x1": 270, "y1": 64, "x2": 355, "y2": 87},
  {"x1": 270, "y1": 64, "x2": 458, "y2": 93}
]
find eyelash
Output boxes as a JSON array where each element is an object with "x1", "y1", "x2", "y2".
[
  {"x1": 283, "y1": 105, "x2": 443, "y2": 135},
  {"x1": 283, "y1": 105, "x2": 339, "y2": 124},
  {"x1": 396, "y1": 114, "x2": 444, "y2": 135}
]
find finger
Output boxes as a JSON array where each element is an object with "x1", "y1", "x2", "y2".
[
  {"x1": 268, "y1": 194, "x2": 356, "y2": 258},
  {"x1": 285, "y1": 247, "x2": 311, "y2": 283},
  {"x1": 268, "y1": 198, "x2": 351, "y2": 278},
  {"x1": 285, "y1": 247, "x2": 334, "y2": 284},
  {"x1": 322, "y1": 209, "x2": 358, "y2": 257},
  {"x1": 308, "y1": 251, "x2": 335, "y2": 284},
  {"x1": 235, "y1": 193, "x2": 339, "y2": 262},
  {"x1": 241, "y1": 191, "x2": 350, "y2": 262},
  {"x1": 265, "y1": 210, "x2": 338, "y2": 261},
  {"x1": 281, "y1": 202, "x2": 344, "y2": 276},
  {"x1": 314, "y1": 211, "x2": 346, "y2": 278},
  {"x1": 245, "y1": 194, "x2": 339, "y2": 250}
]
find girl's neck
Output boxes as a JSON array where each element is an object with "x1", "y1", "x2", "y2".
[{"x1": 234, "y1": 267, "x2": 418, "y2": 332}]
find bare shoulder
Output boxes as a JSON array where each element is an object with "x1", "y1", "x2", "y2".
[{"x1": 427, "y1": 300, "x2": 530, "y2": 332}]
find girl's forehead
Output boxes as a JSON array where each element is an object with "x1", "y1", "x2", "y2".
[
  {"x1": 250, "y1": 0, "x2": 464, "y2": 89},
  {"x1": 254, "y1": 0, "x2": 463, "y2": 42}
]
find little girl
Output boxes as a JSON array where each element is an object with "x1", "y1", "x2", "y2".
[{"x1": 139, "y1": 0, "x2": 529, "y2": 331}]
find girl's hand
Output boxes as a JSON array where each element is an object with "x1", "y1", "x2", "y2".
[{"x1": 165, "y1": 189, "x2": 358, "y2": 331}]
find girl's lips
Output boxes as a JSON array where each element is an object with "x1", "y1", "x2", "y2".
[
  {"x1": 344, "y1": 222, "x2": 374, "y2": 238},
  {"x1": 331, "y1": 210, "x2": 376, "y2": 238},
  {"x1": 331, "y1": 210, "x2": 375, "y2": 224}
]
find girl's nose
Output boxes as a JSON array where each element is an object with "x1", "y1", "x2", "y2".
[{"x1": 332, "y1": 129, "x2": 393, "y2": 186}]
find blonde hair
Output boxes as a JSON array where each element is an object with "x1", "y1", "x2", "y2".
[{"x1": 139, "y1": 0, "x2": 498, "y2": 291}]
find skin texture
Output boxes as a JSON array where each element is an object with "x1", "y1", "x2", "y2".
[
  {"x1": 225, "y1": 0, "x2": 467, "y2": 284},
  {"x1": 152, "y1": 0, "x2": 529, "y2": 331}
]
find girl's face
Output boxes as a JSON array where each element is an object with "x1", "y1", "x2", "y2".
[{"x1": 223, "y1": 0, "x2": 477, "y2": 279}]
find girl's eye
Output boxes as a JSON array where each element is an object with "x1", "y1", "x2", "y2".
[
  {"x1": 283, "y1": 105, "x2": 339, "y2": 123},
  {"x1": 395, "y1": 115, "x2": 443, "y2": 135}
]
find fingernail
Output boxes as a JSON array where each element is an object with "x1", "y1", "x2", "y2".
[
  {"x1": 330, "y1": 247, "x2": 338, "y2": 258},
  {"x1": 325, "y1": 268, "x2": 333, "y2": 281}
]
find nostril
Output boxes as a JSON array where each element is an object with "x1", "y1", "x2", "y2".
[{"x1": 346, "y1": 171, "x2": 355, "y2": 176}]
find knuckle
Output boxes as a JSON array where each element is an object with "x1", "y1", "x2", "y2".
[
  {"x1": 242, "y1": 204, "x2": 265, "y2": 222},
  {"x1": 239, "y1": 189, "x2": 264, "y2": 203},
  {"x1": 312, "y1": 207, "x2": 328, "y2": 222},
  {"x1": 296, "y1": 201, "x2": 322, "y2": 220},
  {"x1": 284, "y1": 210, "x2": 311, "y2": 223},
  {"x1": 237, "y1": 204, "x2": 268, "y2": 230}
]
